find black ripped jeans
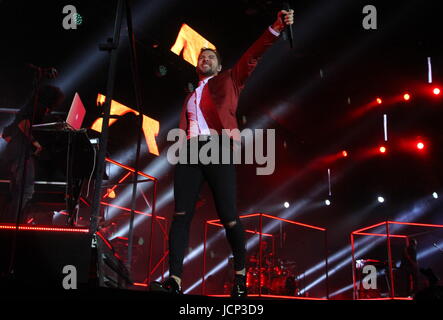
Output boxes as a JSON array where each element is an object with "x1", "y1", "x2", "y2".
[{"x1": 169, "y1": 136, "x2": 246, "y2": 278}]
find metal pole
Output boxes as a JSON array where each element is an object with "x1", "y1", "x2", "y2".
[
  {"x1": 90, "y1": 0, "x2": 124, "y2": 235},
  {"x1": 147, "y1": 179, "x2": 158, "y2": 285},
  {"x1": 125, "y1": 0, "x2": 145, "y2": 274},
  {"x1": 351, "y1": 233, "x2": 357, "y2": 300},
  {"x1": 202, "y1": 221, "x2": 208, "y2": 295},
  {"x1": 272, "y1": 235, "x2": 275, "y2": 268},
  {"x1": 324, "y1": 230, "x2": 330, "y2": 299},
  {"x1": 259, "y1": 213, "x2": 263, "y2": 297},
  {"x1": 162, "y1": 219, "x2": 168, "y2": 282},
  {"x1": 386, "y1": 221, "x2": 395, "y2": 298}
]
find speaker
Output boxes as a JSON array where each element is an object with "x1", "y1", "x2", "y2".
[{"x1": 0, "y1": 225, "x2": 93, "y2": 289}]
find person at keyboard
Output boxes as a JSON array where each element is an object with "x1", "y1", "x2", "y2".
[{"x1": 1, "y1": 85, "x2": 64, "y2": 223}]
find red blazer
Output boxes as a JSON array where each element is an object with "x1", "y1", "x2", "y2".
[{"x1": 178, "y1": 28, "x2": 279, "y2": 138}]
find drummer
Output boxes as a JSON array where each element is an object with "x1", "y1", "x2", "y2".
[{"x1": 248, "y1": 240, "x2": 273, "y2": 268}]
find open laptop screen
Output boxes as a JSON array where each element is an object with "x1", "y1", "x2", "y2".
[{"x1": 66, "y1": 92, "x2": 86, "y2": 130}]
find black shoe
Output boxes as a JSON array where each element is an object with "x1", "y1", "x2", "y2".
[
  {"x1": 149, "y1": 277, "x2": 182, "y2": 294},
  {"x1": 231, "y1": 275, "x2": 247, "y2": 298}
]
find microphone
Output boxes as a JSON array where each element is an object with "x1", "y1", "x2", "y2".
[
  {"x1": 28, "y1": 64, "x2": 59, "y2": 79},
  {"x1": 283, "y1": 2, "x2": 294, "y2": 49}
]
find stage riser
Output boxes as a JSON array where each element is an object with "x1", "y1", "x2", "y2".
[{"x1": 0, "y1": 229, "x2": 92, "y2": 289}]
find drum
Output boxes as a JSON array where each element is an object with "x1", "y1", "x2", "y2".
[
  {"x1": 269, "y1": 262, "x2": 298, "y2": 295},
  {"x1": 246, "y1": 267, "x2": 270, "y2": 293}
]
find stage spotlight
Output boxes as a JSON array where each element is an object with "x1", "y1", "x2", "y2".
[
  {"x1": 417, "y1": 141, "x2": 425, "y2": 150},
  {"x1": 432, "y1": 192, "x2": 438, "y2": 199},
  {"x1": 379, "y1": 146, "x2": 387, "y2": 154},
  {"x1": 403, "y1": 93, "x2": 411, "y2": 101},
  {"x1": 284, "y1": 202, "x2": 290, "y2": 208},
  {"x1": 342, "y1": 150, "x2": 348, "y2": 157},
  {"x1": 433, "y1": 87, "x2": 441, "y2": 95},
  {"x1": 377, "y1": 196, "x2": 385, "y2": 203},
  {"x1": 325, "y1": 199, "x2": 331, "y2": 206},
  {"x1": 376, "y1": 98, "x2": 382, "y2": 104}
]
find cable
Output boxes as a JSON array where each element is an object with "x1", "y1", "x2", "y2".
[{"x1": 86, "y1": 138, "x2": 97, "y2": 198}]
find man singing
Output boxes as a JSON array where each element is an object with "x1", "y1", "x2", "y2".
[{"x1": 151, "y1": 9, "x2": 294, "y2": 297}]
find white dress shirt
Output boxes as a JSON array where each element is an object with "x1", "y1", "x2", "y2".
[{"x1": 186, "y1": 75, "x2": 214, "y2": 138}]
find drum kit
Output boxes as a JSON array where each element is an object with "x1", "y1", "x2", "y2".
[{"x1": 245, "y1": 253, "x2": 299, "y2": 295}]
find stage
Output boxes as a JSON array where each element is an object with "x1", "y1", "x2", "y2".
[{"x1": 0, "y1": 0, "x2": 442, "y2": 306}]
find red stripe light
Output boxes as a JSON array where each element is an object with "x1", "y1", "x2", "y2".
[
  {"x1": 261, "y1": 213, "x2": 326, "y2": 231},
  {"x1": 352, "y1": 221, "x2": 443, "y2": 236},
  {"x1": 100, "y1": 201, "x2": 166, "y2": 220},
  {"x1": 387, "y1": 221, "x2": 443, "y2": 228},
  {"x1": 352, "y1": 221, "x2": 386, "y2": 234},
  {"x1": 105, "y1": 158, "x2": 156, "y2": 181},
  {"x1": 358, "y1": 297, "x2": 413, "y2": 301},
  {"x1": 353, "y1": 232, "x2": 408, "y2": 238},
  {"x1": 207, "y1": 294, "x2": 327, "y2": 300},
  {"x1": 133, "y1": 283, "x2": 148, "y2": 287},
  {"x1": 96, "y1": 231, "x2": 113, "y2": 250},
  {"x1": 206, "y1": 221, "x2": 273, "y2": 237},
  {"x1": 103, "y1": 171, "x2": 132, "y2": 199},
  {"x1": 0, "y1": 224, "x2": 89, "y2": 233},
  {"x1": 207, "y1": 213, "x2": 325, "y2": 232}
]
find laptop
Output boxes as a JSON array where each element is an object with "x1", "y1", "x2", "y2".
[{"x1": 33, "y1": 92, "x2": 86, "y2": 131}]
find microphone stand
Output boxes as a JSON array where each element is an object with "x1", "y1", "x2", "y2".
[
  {"x1": 124, "y1": 0, "x2": 148, "y2": 279},
  {"x1": 89, "y1": 0, "x2": 124, "y2": 236},
  {"x1": 89, "y1": 0, "x2": 150, "y2": 286}
]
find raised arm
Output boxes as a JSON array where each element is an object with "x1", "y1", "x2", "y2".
[{"x1": 231, "y1": 9, "x2": 294, "y2": 91}]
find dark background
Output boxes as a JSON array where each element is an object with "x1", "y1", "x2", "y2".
[{"x1": 0, "y1": 0, "x2": 442, "y2": 298}]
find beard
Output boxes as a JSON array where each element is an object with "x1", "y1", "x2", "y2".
[
  {"x1": 197, "y1": 65, "x2": 218, "y2": 77},
  {"x1": 198, "y1": 69, "x2": 217, "y2": 77}
]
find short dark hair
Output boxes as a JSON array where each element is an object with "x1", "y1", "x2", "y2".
[
  {"x1": 199, "y1": 47, "x2": 222, "y2": 65},
  {"x1": 38, "y1": 85, "x2": 65, "y2": 110}
]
